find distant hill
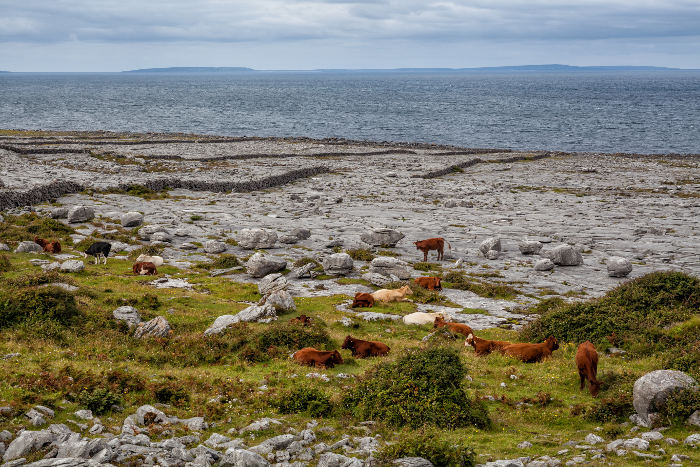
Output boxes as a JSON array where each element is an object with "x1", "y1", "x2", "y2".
[
  {"x1": 123, "y1": 67, "x2": 254, "y2": 73},
  {"x1": 313, "y1": 64, "x2": 681, "y2": 73}
]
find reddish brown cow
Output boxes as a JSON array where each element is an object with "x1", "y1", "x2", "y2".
[
  {"x1": 132, "y1": 261, "x2": 158, "y2": 275},
  {"x1": 341, "y1": 335, "x2": 390, "y2": 358},
  {"x1": 34, "y1": 237, "x2": 62, "y2": 254},
  {"x1": 433, "y1": 316, "x2": 474, "y2": 337},
  {"x1": 501, "y1": 337, "x2": 560, "y2": 363},
  {"x1": 351, "y1": 292, "x2": 375, "y2": 308},
  {"x1": 414, "y1": 276, "x2": 442, "y2": 290},
  {"x1": 414, "y1": 237, "x2": 451, "y2": 262},
  {"x1": 465, "y1": 333, "x2": 512, "y2": 356},
  {"x1": 293, "y1": 348, "x2": 344, "y2": 369},
  {"x1": 576, "y1": 341, "x2": 601, "y2": 397},
  {"x1": 290, "y1": 314, "x2": 312, "y2": 326}
]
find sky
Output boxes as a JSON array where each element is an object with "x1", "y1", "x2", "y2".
[{"x1": 1, "y1": 0, "x2": 700, "y2": 72}]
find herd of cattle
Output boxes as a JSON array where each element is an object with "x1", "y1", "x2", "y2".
[{"x1": 29, "y1": 235, "x2": 602, "y2": 396}]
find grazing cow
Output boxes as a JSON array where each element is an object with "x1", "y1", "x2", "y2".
[
  {"x1": 433, "y1": 315, "x2": 474, "y2": 337},
  {"x1": 414, "y1": 276, "x2": 442, "y2": 291},
  {"x1": 501, "y1": 336, "x2": 560, "y2": 363},
  {"x1": 132, "y1": 261, "x2": 157, "y2": 275},
  {"x1": 414, "y1": 237, "x2": 451, "y2": 262},
  {"x1": 371, "y1": 285, "x2": 412, "y2": 303},
  {"x1": 576, "y1": 341, "x2": 601, "y2": 397},
  {"x1": 351, "y1": 292, "x2": 375, "y2": 308},
  {"x1": 403, "y1": 311, "x2": 444, "y2": 325},
  {"x1": 135, "y1": 254, "x2": 164, "y2": 267},
  {"x1": 292, "y1": 348, "x2": 344, "y2": 369},
  {"x1": 34, "y1": 237, "x2": 62, "y2": 254},
  {"x1": 290, "y1": 314, "x2": 312, "y2": 326},
  {"x1": 84, "y1": 241, "x2": 111, "y2": 264},
  {"x1": 341, "y1": 335, "x2": 390, "y2": 358},
  {"x1": 465, "y1": 333, "x2": 512, "y2": 356}
]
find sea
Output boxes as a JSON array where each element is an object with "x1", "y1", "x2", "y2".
[{"x1": 1, "y1": 71, "x2": 699, "y2": 154}]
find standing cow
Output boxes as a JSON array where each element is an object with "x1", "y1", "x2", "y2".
[{"x1": 414, "y1": 237, "x2": 451, "y2": 261}]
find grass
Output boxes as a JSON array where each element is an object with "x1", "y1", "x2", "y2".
[{"x1": 442, "y1": 270, "x2": 520, "y2": 300}]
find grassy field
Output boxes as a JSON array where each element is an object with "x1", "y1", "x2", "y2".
[{"x1": 0, "y1": 217, "x2": 699, "y2": 466}]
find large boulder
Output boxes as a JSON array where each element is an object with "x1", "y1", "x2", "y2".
[
  {"x1": 2, "y1": 427, "x2": 56, "y2": 461},
  {"x1": 479, "y1": 237, "x2": 502, "y2": 257},
  {"x1": 67, "y1": 205, "x2": 95, "y2": 223},
  {"x1": 317, "y1": 452, "x2": 363, "y2": 467},
  {"x1": 204, "y1": 314, "x2": 239, "y2": 336},
  {"x1": 322, "y1": 253, "x2": 354, "y2": 276},
  {"x1": 138, "y1": 225, "x2": 168, "y2": 241},
  {"x1": 360, "y1": 229, "x2": 404, "y2": 247},
  {"x1": 607, "y1": 256, "x2": 633, "y2": 277},
  {"x1": 237, "y1": 229, "x2": 278, "y2": 249},
  {"x1": 120, "y1": 212, "x2": 143, "y2": 227},
  {"x1": 246, "y1": 253, "x2": 286, "y2": 278},
  {"x1": 219, "y1": 448, "x2": 270, "y2": 467},
  {"x1": 113, "y1": 306, "x2": 141, "y2": 328},
  {"x1": 134, "y1": 316, "x2": 172, "y2": 339},
  {"x1": 369, "y1": 257, "x2": 411, "y2": 280},
  {"x1": 264, "y1": 290, "x2": 296, "y2": 312},
  {"x1": 534, "y1": 259, "x2": 554, "y2": 271},
  {"x1": 204, "y1": 304, "x2": 279, "y2": 335},
  {"x1": 60, "y1": 260, "x2": 85, "y2": 273},
  {"x1": 150, "y1": 231, "x2": 173, "y2": 243},
  {"x1": 204, "y1": 240, "x2": 227, "y2": 254},
  {"x1": 633, "y1": 370, "x2": 698, "y2": 420},
  {"x1": 50, "y1": 207, "x2": 69, "y2": 219},
  {"x1": 15, "y1": 241, "x2": 43, "y2": 253},
  {"x1": 362, "y1": 272, "x2": 394, "y2": 287},
  {"x1": 548, "y1": 244, "x2": 583, "y2": 266},
  {"x1": 258, "y1": 273, "x2": 288, "y2": 295}
]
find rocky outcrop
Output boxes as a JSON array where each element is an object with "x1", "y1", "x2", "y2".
[
  {"x1": 548, "y1": 244, "x2": 583, "y2": 266},
  {"x1": 237, "y1": 229, "x2": 278, "y2": 249},
  {"x1": 369, "y1": 257, "x2": 411, "y2": 280},
  {"x1": 360, "y1": 229, "x2": 404, "y2": 247},
  {"x1": 67, "y1": 206, "x2": 95, "y2": 223},
  {"x1": 322, "y1": 253, "x2": 354, "y2": 276},
  {"x1": 134, "y1": 316, "x2": 172, "y2": 339},
  {"x1": 246, "y1": 253, "x2": 286, "y2": 278},
  {"x1": 113, "y1": 306, "x2": 141, "y2": 328},
  {"x1": 263, "y1": 290, "x2": 296, "y2": 312},
  {"x1": 15, "y1": 241, "x2": 43, "y2": 253},
  {"x1": 633, "y1": 370, "x2": 698, "y2": 424},
  {"x1": 120, "y1": 212, "x2": 143, "y2": 227},
  {"x1": 258, "y1": 273, "x2": 288, "y2": 295}
]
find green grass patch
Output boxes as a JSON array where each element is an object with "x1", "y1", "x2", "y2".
[
  {"x1": 442, "y1": 271, "x2": 520, "y2": 300},
  {"x1": 346, "y1": 248, "x2": 375, "y2": 261}
]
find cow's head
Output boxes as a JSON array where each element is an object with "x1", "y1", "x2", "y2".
[
  {"x1": 331, "y1": 350, "x2": 344, "y2": 364},
  {"x1": 400, "y1": 285, "x2": 413, "y2": 295},
  {"x1": 341, "y1": 335, "x2": 354, "y2": 350},
  {"x1": 545, "y1": 336, "x2": 559, "y2": 350}
]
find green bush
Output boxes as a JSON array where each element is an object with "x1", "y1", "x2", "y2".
[
  {"x1": 376, "y1": 431, "x2": 476, "y2": 467},
  {"x1": 661, "y1": 388, "x2": 700, "y2": 424},
  {"x1": 0, "y1": 286, "x2": 79, "y2": 329},
  {"x1": 78, "y1": 388, "x2": 121, "y2": 415},
  {"x1": 250, "y1": 322, "x2": 334, "y2": 358},
  {"x1": 275, "y1": 387, "x2": 333, "y2": 417},
  {"x1": 343, "y1": 347, "x2": 490, "y2": 429},
  {"x1": 151, "y1": 382, "x2": 191, "y2": 407},
  {"x1": 520, "y1": 272, "x2": 700, "y2": 356},
  {"x1": 0, "y1": 213, "x2": 75, "y2": 243},
  {"x1": 346, "y1": 248, "x2": 375, "y2": 261},
  {"x1": 0, "y1": 254, "x2": 11, "y2": 273}
]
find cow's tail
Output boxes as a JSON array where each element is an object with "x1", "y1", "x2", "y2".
[{"x1": 446, "y1": 239, "x2": 452, "y2": 250}]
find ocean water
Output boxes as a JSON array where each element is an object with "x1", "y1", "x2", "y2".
[{"x1": 1, "y1": 71, "x2": 699, "y2": 153}]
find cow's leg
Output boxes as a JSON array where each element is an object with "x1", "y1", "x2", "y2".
[
  {"x1": 579, "y1": 370, "x2": 586, "y2": 390},
  {"x1": 423, "y1": 250, "x2": 428, "y2": 261}
]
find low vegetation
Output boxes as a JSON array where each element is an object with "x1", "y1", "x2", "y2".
[{"x1": 442, "y1": 270, "x2": 520, "y2": 299}]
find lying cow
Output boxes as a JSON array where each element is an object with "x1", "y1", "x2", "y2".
[
  {"x1": 34, "y1": 237, "x2": 62, "y2": 254},
  {"x1": 290, "y1": 314, "x2": 312, "y2": 326},
  {"x1": 576, "y1": 341, "x2": 601, "y2": 397},
  {"x1": 292, "y1": 348, "x2": 344, "y2": 369},
  {"x1": 371, "y1": 285, "x2": 412, "y2": 303},
  {"x1": 414, "y1": 237, "x2": 451, "y2": 262},
  {"x1": 465, "y1": 333, "x2": 512, "y2": 356},
  {"x1": 414, "y1": 276, "x2": 442, "y2": 290},
  {"x1": 341, "y1": 335, "x2": 390, "y2": 358},
  {"x1": 403, "y1": 311, "x2": 444, "y2": 325},
  {"x1": 351, "y1": 292, "x2": 375, "y2": 308},
  {"x1": 433, "y1": 315, "x2": 474, "y2": 337},
  {"x1": 84, "y1": 241, "x2": 111, "y2": 265},
  {"x1": 133, "y1": 261, "x2": 158, "y2": 275},
  {"x1": 135, "y1": 254, "x2": 164, "y2": 267},
  {"x1": 501, "y1": 336, "x2": 560, "y2": 363}
]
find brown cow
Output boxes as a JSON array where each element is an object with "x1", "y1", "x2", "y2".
[
  {"x1": 341, "y1": 335, "x2": 390, "y2": 358},
  {"x1": 351, "y1": 292, "x2": 375, "y2": 308},
  {"x1": 576, "y1": 341, "x2": 601, "y2": 397},
  {"x1": 293, "y1": 348, "x2": 344, "y2": 369},
  {"x1": 433, "y1": 316, "x2": 474, "y2": 337},
  {"x1": 414, "y1": 276, "x2": 442, "y2": 291},
  {"x1": 465, "y1": 333, "x2": 512, "y2": 356},
  {"x1": 414, "y1": 237, "x2": 451, "y2": 261},
  {"x1": 501, "y1": 337, "x2": 560, "y2": 363},
  {"x1": 34, "y1": 237, "x2": 62, "y2": 254},
  {"x1": 290, "y1": 314, "x2": 312, "y2": 326},
  {"x1": 132, "y1": 261, "x2": 158, "y2": 275}
]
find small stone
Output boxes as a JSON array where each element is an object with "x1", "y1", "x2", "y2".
[
  {"x1": 204, "y1": 240, "x2": 227, "y2": 254},
  {"x1": 519, "y1": 240, "x2": 543, "y2": 255},
  {"x1": 246, "y1": 253, "x2": 286, "y2": 278},
  {"x1": 548, "y1": 244, "x2": 583, "y2": 266},
  {"x1": 479, "y1": 237, "x2": 502, "y2": 256},
  {"x1": 585, "y1": 433, "x2": 605, "y2": 445},
  {"x1": 641, "y1": 431, "x2": 663, "y2": 442},
  {"x1": 534, "y1": 258, "x2": 555, "y2": 271},
  {"x1": 74, "y1": 409, "x2": 93, "y2": 420},
  {"x1": 684, "y1": 433, "x2": 700, "y2": 446},
  {"x1": 360, "y1": 229, "x2": 404, "y2": 247},
  {"x1": 607, "y1": 256, "x2": 633, "y2": 277},
  {"x1": 322, "y1": 253, "x2": 354, "y2": 276},
  {"x1": 134, "y1": 316, "x2": 172, "y2": 339},
  {"x1": 121, "y1": 212, "x2": 144, "y2": 227},
  {"x1": 113, "y1": 306, "x2": 141, "y2": 328},
  {"x1": 517, "y1": 441, "x2": 532, "y2": 449}
]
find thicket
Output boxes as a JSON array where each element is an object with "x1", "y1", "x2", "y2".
[
  {"x1": 0, "y1": 286, "x2": 79, "y2": 329},
  {"x1": 275, "y1": 387, "x2": 333, "y2": 417},
  {"x1": 0, "y1": 213, "x2": 75, "y2": 244}
]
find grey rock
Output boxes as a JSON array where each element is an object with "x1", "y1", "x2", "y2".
[
  {"x1": 181, "y1": 242, "x2": 198, "y2": 250},
  {"x1": 360, "y1": 229, "x2": 404, "y2": 247},
  {"x1": 15, "y1": 241, "x2": 43, "y2": 253},
  {"x1": 481, "y1": 459, "x2": 528, "y2": 467},
  {"x1": 67, "y1": 206, "x2": 95, "y2": 223},
  {"x1": 239, "y1": 418, "x2": 282, "y2": 434},
  {"x1": 0, "y1": 243, "x2": 9, "y2": 251},
  {"x1": 322, "y1": 253, "x2": 354, "y2": 276},
  {"x1": 219, "y1": 448, "x2": 270, "y2": 467},
  {"x1": 120, "y1": 212, "x2": 143, "y2": 227},
  {"x1": 237, "y1": 304, "x2": 277, "y2": 323},
  {"x1": 479, "y1": 237, "x2": 502, "y2": 256},
  {"x1": 60, "y1": 260, "x2": 85, "y2": 273},
  {"x1": 317, "y1": 452, "x2": 363, "y2": 467},
  {"x1": 204, "y1": 240, "x2": 227, "y2": 254},
  {"x1": 237, "y1": 229, "x2": 278, "y2": 249},
  {"x1": 135, "y1": 405, "x2": 169, "y2": 425},
  {"x1": 205, "y1": 433, "x2": 231, "y2": 447},
  {"x1": 288, "y1": 263, "x2": 315, "y2": 279},
  {"x1": 517, "y1": 441, "x2": 533, "y2": 449},
  {"x1": 204, "y1": 315, "x2": 239, "y2": 336},
  {"x1": 112, "y1": 306, "x2": 141, "y2": 328},
  {"x1": 3, "y1": 429, "x2": 55, "y2": 461},
  {"x1": 361, "y1": 272, "x2": 393, "y2": 286},
  {"x1": 258, "y1": 274, "x2": 288, "y2": 295},
  {"x1": 25, "y1": 408, "x2": 47, "y2": 426},
  {"x1": 246, "y1": 253, "x2": 286, "y2": 278},
  {"x1": 291, "y1": 228, "x2": 311, "y2": 240},
  {"x1": 623, "y1": 438, "x2": 649, "y2": 450},
  {"x1": 250, "y1": 434, "x2": 297, "y2": 455},
  {"x1": 134, "y1": 316, "x2": 171, "y2": 339},
  {"x1": 393, "y1": 457, "x2": 434, "y2": 467},
  {"x1": 108, "y1": 241, "x2": 129, "y2": 253},
  {"x1": 685, "y1": 433, "x2": 700, "y2": 446},
  {"x1": 519, "y1": 241, "x2": 543, "y2": 255},
  {"x1": 264, "y1": 290, "x2": 296, "y2": 313},
  {"x1": 486, "y1": 249, "x2": 500, "y2": 260},
  {"x1": 584, "y1": 433, "x2": 605, "y2": 445},
  {"x1": 688, "y1": 409, "x2": 700, "y2": 427},
  {"x1": 138, "y1": 224, "x2": 168, "y2": 240},
  {"x1": 633, "y1": 370, "x2": 698, "y2": 418},
  {"x1": 51, "y1": 207, "x2": 69, "y2": 219},
  {"x1": 150, "y1": 231, "x2": 173, "y2": 243},
  {"x1": 74, "y1": 410, "x2": 93, "y2": 421},
  {"x1": 0, "y1": 430, "x2": 11, "y2": 441},
  {"x1": 548, "y1": 245, "x2": 583, "y2": 266},
  {"x1": 369, "y1": 256, "x2": 411, "y2": 279},
  {"x1": 607, "y1": 256, "x2": 633, "y2": 277},
  {"x1": 182, "y1": 417, "x2": 208, "y2": 431},
  {"x1": 640, "y1": 431, "x2": 663, "y2": 442},
  {"x1": 278, "y1": 234, "x2": 299, "y2": 244}
]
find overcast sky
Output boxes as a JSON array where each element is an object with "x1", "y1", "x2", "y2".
[{"x1": 1, "y1": 0, "x2": 699, "y2": 71}]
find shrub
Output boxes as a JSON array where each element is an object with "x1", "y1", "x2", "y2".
[
  {"x1": 197, "y1": 254, "x2": 241, "y2": 270},
  {"x1": 0, "y1": 254, "x2": 11, "y2": 273},
  {"x1": 344, "y1": 347, "x2": 490, "y2": 429},
  {"x1": 520, "y1": 272, "x2": 700, "y2": 355},
  {"x1": 275, "y1": 387, "x2": 333, "y2": 417},
  {"x1": 660, "y1": 387, "x2": 700, "y2": 424},
  {"x1": 78, "y1": 388, "x2": 121, "y2": 415},
  {"x1": 0, "y1": 286, "x2": 79, "y2": 329},
  {"x1": 250, "y1": 322, "x2": 334, "y2": 358},
  {"x1": 376, "y1": 431, "x2": 476, "y2": 467},
  {"x1": 0, "y1": 213, "x2": 75, "y2": 243},
  {"x1": 151, "y1": 382, "x2": 191, "y2": 407},
  {"x1": 346, "y1": 248, "x2": 375, "y2": 261},
  {"x1": 576, "y1": 369, "x2": 637, "y2": 423},
  {"x1": 3, "y1": 271, "x2": 74, "y2": 288},
  {"x1": 410, "y1": 284, "x2": 448, "y2": 305}
]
